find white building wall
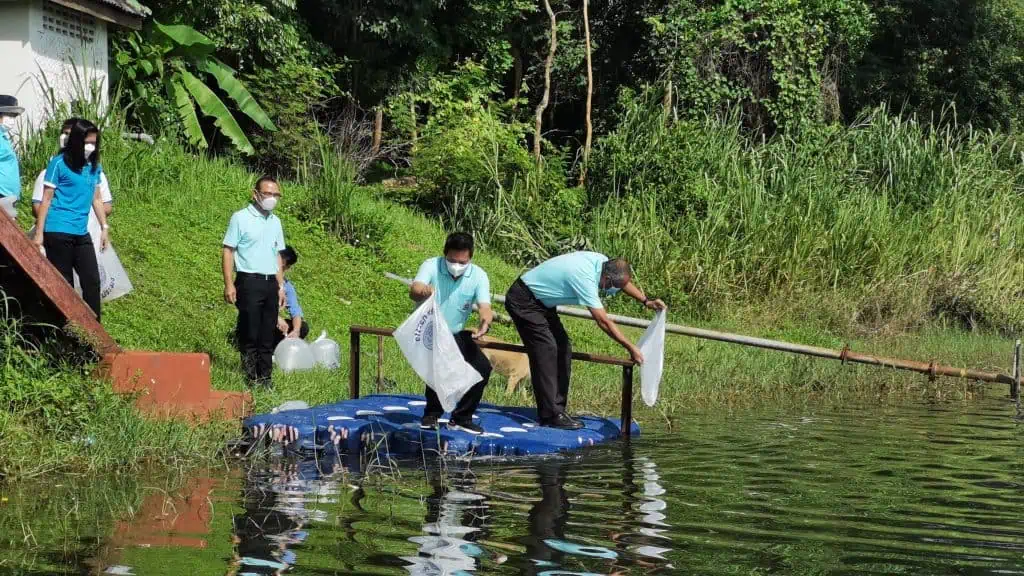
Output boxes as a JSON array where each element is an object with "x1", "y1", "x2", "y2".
[
  {"x1": 1, "y1": 0, "x2": 109, "y2": 133},
  {"x1": 0, "y1": 1, "x2": 36, "y2": 136}
]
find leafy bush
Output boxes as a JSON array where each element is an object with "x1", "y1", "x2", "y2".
[
  {"x1": 648, "y1": 0, "x2": 874, "y2": 132},
  {"x1": 244, "y1": 60, "x2": 339, "y2": 174},
  {"x1": 846, "y1": 0, "x2": 1024, "y2": 131},
  {"x1": 112, "y1": 22, "x2": 276, "y2": 155},
  {"x1": 293, "y1": 133, "x2": 393, "y2": 250},
  {"x1": 390, "y1": 63, "x2": 584, "y2": 263}
]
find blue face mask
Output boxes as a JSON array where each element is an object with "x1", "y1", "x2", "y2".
[{"x1": 603, "y1": 286, "x2": 620, "y2": 297}]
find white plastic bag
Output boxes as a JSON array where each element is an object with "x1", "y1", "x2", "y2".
[
  {"x1": 637, "y1": 309, "x2": 667, "y2": 407},
  {"x1": 73, "y1": 242, "x2": 133, "y2": 302},
  {"x1": 27, "y1": 208, "x2": 134, "y2": 302},
  {"x1": 76, "y1": 209, "x2": 133, "y2": 302},
  {"x1": 274, "y1": 337, "x2": 315, "y2": 373},
  {"x1": 394, "y1": 294, "x2": 482, "y2": 412},
  {"x1": 311, "y1": 330, "x2": 341, "y2": 369}
]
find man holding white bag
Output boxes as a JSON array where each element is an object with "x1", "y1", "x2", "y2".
[
  {"x1": 505, "y1": 253, "x2": 666, "y2": 430},
  {"x1": 408, "y1": 232, "x2": 494, "y2": 435}
]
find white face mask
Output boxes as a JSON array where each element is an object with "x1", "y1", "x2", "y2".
[
  {"x1": 446, "y1": 260, "x2": 469, "y2": 278},
  {"x1": 59, "y1": 134, "x2": 68, "y2": 149},
  {"x1": 259, "y1": 195, "x2": 278, "y2": 212},
  {"x1": 84, "y1": 143, "x2": 96, "y2": 159},
  {"x1": 0, "y1": 116, "x2": 15, "y2": 131}
]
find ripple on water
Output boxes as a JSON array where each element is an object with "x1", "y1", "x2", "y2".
[{"x1": 27, "y1": 396, "x2": 1017, "y2": 575}]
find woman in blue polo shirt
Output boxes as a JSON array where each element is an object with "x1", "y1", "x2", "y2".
[{"x1": 32, "y1": 118, "x2": 110, "y2": 320}]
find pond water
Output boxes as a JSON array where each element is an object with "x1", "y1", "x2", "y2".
[{"x1": 10, "y1": 396, "x2": 1024, "y2": 575}]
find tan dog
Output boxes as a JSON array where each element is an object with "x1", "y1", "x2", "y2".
[{"x1": 478, "y1": 335, "x2": 531, "y2": 394}]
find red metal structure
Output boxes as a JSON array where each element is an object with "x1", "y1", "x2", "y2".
[{"x1": 0, "y1": 213, "x2": 249, "y2": 420}]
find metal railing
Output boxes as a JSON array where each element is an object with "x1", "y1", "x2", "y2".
[
  {"x1": 383, "y1": 273, "x2": 1023, "y2": 400},
  {"x1": 348, "y1": 326, "x2": 638, "y2": 437}
]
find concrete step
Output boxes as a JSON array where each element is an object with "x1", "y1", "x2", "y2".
[
  {"x1": 101, "y1": 351, "x2": 213, "y2": 406},
  {"x1": 98, "y1": 351, "x2": 250, "y2": 421}
]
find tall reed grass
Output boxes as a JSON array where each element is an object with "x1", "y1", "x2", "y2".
[
  {"x1": 591, "y1": 102, "x2": 1023, "y2": 332},
  {"x1": 428, "y1": 96, "x2": 1023, "y2": 334}
]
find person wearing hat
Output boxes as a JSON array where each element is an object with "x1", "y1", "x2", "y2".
[{"x1": 0, "y1": 95, "x2": 24, "y2": 219}]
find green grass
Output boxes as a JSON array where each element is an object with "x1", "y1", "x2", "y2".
[
  {"x1": 3, "y1": 111, "x2": 1019, "y2": 483},
  {"x1": 32, "y1": 131, "x2": 1021, "y2": 416},
  {"x1": 0, "y1": 299, "x2": 232, "y2": 481}
]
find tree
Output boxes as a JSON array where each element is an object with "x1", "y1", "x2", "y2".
[
  {"x1": 648, "y1": 0, "x2": 874, "y2": 133},
  {"x1": 844, "y1": 0, "x2": 1024, "y2": 130},
  {"x1": 578, "y1": 0, "x2": 593, "y2": 185},
  {"x1": 113, "y1": 21, "x2": 276, "y2": 155},
  {"x1": 534, "y1": 0, "x2": 558, "y2": 164}
]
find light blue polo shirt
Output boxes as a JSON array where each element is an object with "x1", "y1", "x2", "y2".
[
  {"x1": 0, "y1": 129, "x2": 21, "y2": 199},
  {"x1": 42, "y1": 155, "x2": 103, "y2": 235},
  {"x1": 414, "y1": 257, "x2": 491, "y2": 333},
  {"x1": 223, "y1": 204, "x2": 285, "y2": 276},
  {"x1": 521, "y1": 251, "x2": 608, "y2": 309}
]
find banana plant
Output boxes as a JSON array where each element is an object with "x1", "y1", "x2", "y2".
[{"x1": 113, "y1": 21, "x2": 276, "y2": 155}]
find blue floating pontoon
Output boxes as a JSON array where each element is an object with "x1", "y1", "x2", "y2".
[{"x1": 242, "y1": 394, "x2": 640, "y2": 458}]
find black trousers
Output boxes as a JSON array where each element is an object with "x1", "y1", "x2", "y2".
[
  {"x1": 524, "y1": 462, "x2": 571, "y2": 570},
  {"x1": 236, "y1": 272, "x2": 279, "y2": 386},
  {"x1": 273, "y1": 319, "x2": 310, "y2": 347},
  {"x1": 505, "y1": 278, "x2": 572, "y2": 421},
  {"x1": 424, "y1": 330, "x2": 492, "y2": 422},
  {"x1": 44, "y1": 232, "x2": 101, "y2": 320}
]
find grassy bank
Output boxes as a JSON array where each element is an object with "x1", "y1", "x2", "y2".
[
  {"x1": 0, "y1": 306, "x2": 230, "y2": 480},
  {"x1": 408, "y1": 96, "x2": 1024, "y2": 334},
  {"x1": 3, "y1": 113, "x2": 1020, "y2": 479},
  {"x1": 68, "y1": 133, "x2": 1018, "y2": 413}
]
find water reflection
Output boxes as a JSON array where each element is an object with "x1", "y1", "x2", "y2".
[
  {"x1": 82, "y1": 398, "x2": 1024, "y2": 576},
  {"x1": 230, "y1": 460, "x2": 337, "y2": 575},
  {"x1": 226, "y1": 451, "x2": 677, "y2": 576},
  {"x1": 402, "y1": 467, "x2": 492, "y2": 575}
]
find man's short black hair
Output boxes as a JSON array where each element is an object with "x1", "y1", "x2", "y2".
[
  {"x1": 255, "y1": 175, "x2": 278, "y2": 191},
  {"x1": 444, "y1": 232, "x2": 474, "y2": 257},
  {"x1": 280, "y1": 246, "x2": 298, "y2": 268}
]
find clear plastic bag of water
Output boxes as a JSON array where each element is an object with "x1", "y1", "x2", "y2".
[
  {"x1": 637, "y1": 308, "x2": 667, "y2": 406},
  {"x1": 274, "y1": 337, "x2": 315, "y2": 373},
  {"x1": 311, "y1": 330, "x2": 341, "y2": 369}
]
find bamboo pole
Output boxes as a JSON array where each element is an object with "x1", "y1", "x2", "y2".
[{"x1": 385, "y1": 272, "x2": 1022, "y2": 389}]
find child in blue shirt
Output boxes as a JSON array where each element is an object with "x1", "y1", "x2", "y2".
[
  {"x1": 32, "y1": 119, "x2": 110, "y2": 320},
  {"x1": 275, "y1": 246, "x2": 309, "y2": 345}
]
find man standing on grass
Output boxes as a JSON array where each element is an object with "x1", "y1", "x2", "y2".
[
  {"x1": 409, "y1": 232, "x2": 494, "y2": 435},
  {"x1": 504, "y1": 252, "x2": 666, "y2": 430},
  {"x1": 0, "y1": 95, "x2": 24, "y2": 220},
  {"x1": 223, "y1": 176, "x2": 286, "y2": 388}
]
